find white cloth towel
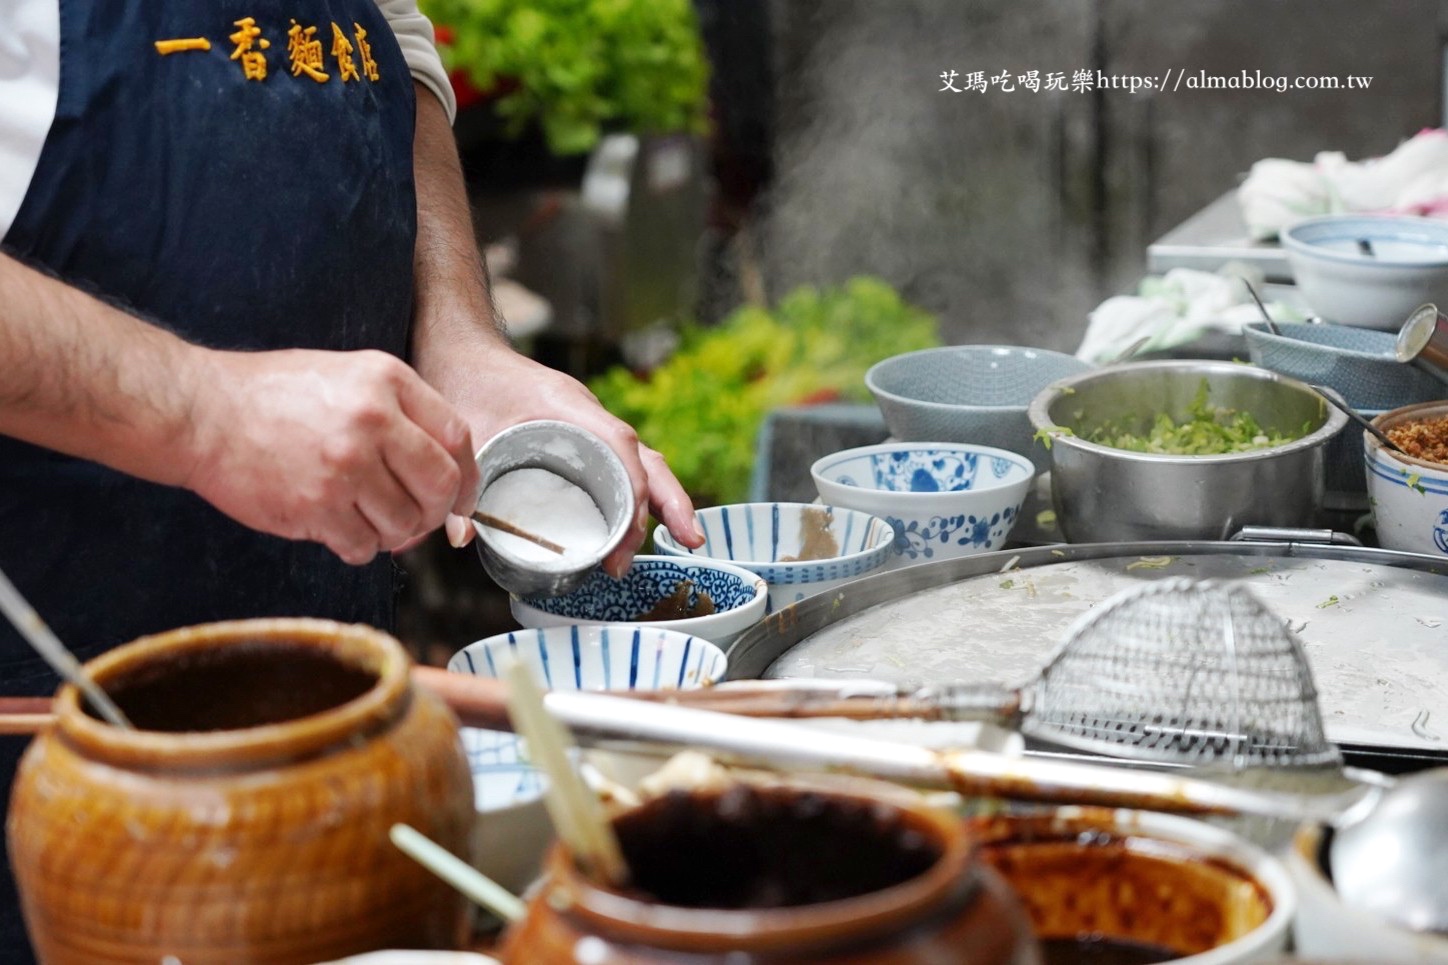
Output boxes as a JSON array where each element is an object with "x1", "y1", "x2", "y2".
[{"x1": 1238, "y1": 128, "x2": 1448, "y2": 241}]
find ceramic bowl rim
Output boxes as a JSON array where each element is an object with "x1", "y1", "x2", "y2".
[
  {"x1": 809, "y1": 442, "x2": 1036, "y2": 499},
  {"x1": 508, "y1": 555, "x2": 769, "y2": 637},
  {"x1": 865, "y1": 344, "x2": 1092, "y2": 414},
  {"x1": 1281, "y1": 213, "x2": 1448, "y2": 269},
  {"x1": 652, "y1": 502, "x2": 896, "y2": 571},
  {"x1": 1366, "y1": 400, "x2": 1448, "y2": 475},
  {"x1": 1026, "y1": 360, "x2": 1350, "y2": 464},
  {"x1": 1241, "y1": 320, "x2": 1403, "y2": 363}
]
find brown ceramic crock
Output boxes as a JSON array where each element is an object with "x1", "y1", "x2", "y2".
[
  {"x1": 7, "y1": 618, "x2": 475, "y2": 964},
  {"x1": 498, "y1": 783, "x2": 1041, "y2": 964}
]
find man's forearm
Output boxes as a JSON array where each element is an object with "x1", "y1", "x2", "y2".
[
  {"x1": 410, "y1": 80, "x2": 506, "y2": 356},
  {"x1": 0, "y1": 253, "x2": 209, "y2": 486}
]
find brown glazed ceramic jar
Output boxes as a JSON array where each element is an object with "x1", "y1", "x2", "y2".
[
  {"x1": 7, "y1": 618, "x2": 475, "y2": 964},
  {"x1": 498, "y1": 783, "x2": 1040, "y2": 964}
]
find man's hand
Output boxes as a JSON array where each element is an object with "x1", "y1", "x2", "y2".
[
  {"x1": 408, "y1": 80, "x2": 703, "y2": 577},
  {"x1": 416, "y1": 342, "x2": 702, "y2": 577},
  {"x1": 185, "y1": 348, "x2": 480, "y2": 565}
]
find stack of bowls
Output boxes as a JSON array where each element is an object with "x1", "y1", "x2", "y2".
[
  {"x1": 653, "y1": 503, "x2": 895, "y2": 613},
  {"x1": 448, "y1": 625, "x2": 728, "y2": 894},
  {"x1": 810, "y1": 443, "x2": 1034, "y2": 566},
  {"x1": 1243, "y1": 321, "x2": 1442, "y2": 504},
  {"x1": 865, "y1": 345, "x2": 1092, "y2": 468}
]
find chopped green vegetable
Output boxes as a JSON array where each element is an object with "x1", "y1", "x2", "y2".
[
  {"x1": 1126, "y1": 555, "x2": 1176, "y2": 571},
  {"x1": 1316, "y1": 595, "x2": 1340, "y2": 609},
  {"x1": 1249, "y1": 566, "x2": 1272, "y2": 575},
  {"x1": 999, "y1": 578, "x2": 1015, "y2": 590},
  {"x1": 1407, "y1": 472, "x2": 1426, "y2": 494},
  {"x1": 1035, "y1": 509, "x2": 1057, "y2": 529},
  {"x1": 1032, "y1": 426, "x2": 1074, "y2": 450},
  {"x1": 1084, "y1": 380, "x2": 1308, "y2": 455}
]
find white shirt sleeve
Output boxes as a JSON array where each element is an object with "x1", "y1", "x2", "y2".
[
  {"x1": 0, "y1": 0, "x2": 61, "y2": 240},
  {"x1": 375, "y1": 0, "x2": 456, "y2": 123}
]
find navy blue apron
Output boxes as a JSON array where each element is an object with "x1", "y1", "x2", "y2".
[{"x1": 0, "y1": 3, "x2": 418, "y2": 957}]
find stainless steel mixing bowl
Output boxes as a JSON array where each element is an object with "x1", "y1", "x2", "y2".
[{"x1": 1026, "y1": 360, "x2": 1348, "y2": 542}]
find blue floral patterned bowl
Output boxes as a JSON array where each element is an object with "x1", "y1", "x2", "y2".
[
  {"x1": 810, "y1": 443, "x2": 1034, "y2": 565},
  {"x1": 652, "y1": 503, "x2": 895, "y2": 614},
  {"x1": 447, "y1": 625, "x2": 727, "y2": 813},
  {"x1": 1366, "y1": 401, "x2": 1448, "y2": 555},
  {"x1": 1243, "y1": 321, "x2": 1441, "y2": 411},
  {"x1": 510, "y1": 555, "x2": 768, "y2": 647}
]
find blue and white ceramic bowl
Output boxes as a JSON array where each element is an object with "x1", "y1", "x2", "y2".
[
  {"x1": 652, "y1": 503, "x2": 895, "y2": 614},
  {"x1": 448, "y1": 625, "x2": 727, "y2": 813},
  {"x1": 1366, "y1": 401, "x2": 1448, "y2": 555},
  {"x1": 1281, "y1": 215, "x2": 1448, "y2": 330},
  {"x1": 1243, "y1": 321, "x2": 1442, "y2": 411},
  {"x1": 509, "y1": 555, "x2": 768, "y2": 647},
  {"x1": 865, "y1": 345, "x2": 1092, "y2": 469},
  {"x1": 811, "y1": 443, "x2": 1034, "y2": 565}
]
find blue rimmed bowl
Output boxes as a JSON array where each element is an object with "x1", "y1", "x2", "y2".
[
  {"x1": 509, "y1": 555, "x2": 768, "y2": 647},
  {"x1": 811, "y1": 443, "x2": 1034, "y2": 565},
  {"x1": 652, "y1": 503, "x2": 895, "y2": 614},
  {"x1": 1281, "y1": 214, "x2": 1448, "y2": 330},
  {"x1": 865, "y1": 345, "x2": 1092, "y2": 469},
  {"x1": 1366, "y1": 401, "x2": 1448, "y2": 555},
  {"x1": 448, "y1": 625, "x2": 726, "y2": 895},
  {"x1": 1243, "y1": 321, "x2": 1442, "y2": 410},
  {"x1": 448, "y1": 625, "x2": 726, "y2": 812}
]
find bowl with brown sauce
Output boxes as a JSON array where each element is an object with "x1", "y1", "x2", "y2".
[
  {"x1": 967, "y1": 807, "x2": 1294, "y2": 965},
  {"x1": 652, "y1": 502, "x2": 896, "y2": 614},
  {"x1": 1366, "y1": 400, "x2": 1448, "y2": 555},
  {"x1": 510, "y1": 555, "x2": 768, "y2": 647}
]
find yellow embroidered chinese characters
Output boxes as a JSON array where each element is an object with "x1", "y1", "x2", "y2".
[
  {"x1": 228, "y1": 17, "x2": 270, "y2": 81},
  {"x1": 353, "y1": 23, "x2": 380, "y2": 81},
  {"x1": 154, "y1": 38, "x2": 211, "y2": 55},
  {"x1": 287, "y1": 19, "x2": 330, "y2": 83},
  {"x1": 331, "y1": 23, "x2": 360, "y2": 82}
]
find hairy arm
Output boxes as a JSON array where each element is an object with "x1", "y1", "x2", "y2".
[
  {"x1": 0, "y1": 253, "x2": 209, "y2": 484},
  {"x1": 408, "y1": 82, "x2": 703, "y2": 575},
  {"x1": 0, "y1": 252, "x2": 478, "y2": 563}
]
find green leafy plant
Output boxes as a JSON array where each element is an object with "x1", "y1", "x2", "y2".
[
  {"x1": 590, "y1": 278, "x2": 941, "y2": 507},
  {"x1": 421, "y1": 0, "x2": 710, "y2": 155}
]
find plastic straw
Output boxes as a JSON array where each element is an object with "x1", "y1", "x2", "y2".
[{"x1": 389, "y1": 823, "x2": 525, "y2": 923}]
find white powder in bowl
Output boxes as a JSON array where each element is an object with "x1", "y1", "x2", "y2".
[{"x1": 476, "y1": 467, "x2": 611, "y2": 563}]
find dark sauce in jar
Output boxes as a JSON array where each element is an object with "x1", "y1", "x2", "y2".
[
  {"x1": 1039, "y1": 936, "x2": 1178, "y2": 965},
  {"x1": 96, "y1": 641, "x2": 377, "y2": 732},
  {"x1": 611, "y1": 784, "x2": 941, "y2": 909}
]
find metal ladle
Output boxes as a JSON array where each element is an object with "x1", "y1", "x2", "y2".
[
  {"x1": 1395, "y1": 303, "x2": 1448, "y2": 387},
  {"x1": 1331, "y1": 767, "x2": 1448, "y2": 933},
  {"x1": 1309, "y1": 383, "x2": 1408, "y2": 456}
]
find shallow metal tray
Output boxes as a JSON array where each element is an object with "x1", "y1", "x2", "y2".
[{"x1": 725, "y1": 538, "x2": 1448, "y2": 771}]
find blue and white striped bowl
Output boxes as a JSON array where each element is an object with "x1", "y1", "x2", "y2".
[
  {"x1": 652, "y1": 502, "x2": 895, "y2": 614},
  {"x1": 447, "y1": 625, "x2": 727, "y2": 812}
]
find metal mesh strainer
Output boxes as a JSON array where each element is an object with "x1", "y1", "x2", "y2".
[
  {"x1": 692, "y1": 577, "x2": 1342, "y2": 772},
  {"x1": 1020, "y1": 576, "x2": 1339, "y2": 769}
]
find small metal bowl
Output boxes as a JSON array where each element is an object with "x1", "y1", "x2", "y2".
[
  {"x1": 1027, "y1": 360, "x2": 1348, "y2": 542},
  {"x1": 472, "y1": 421, "x2": 634, "y2": 597}
]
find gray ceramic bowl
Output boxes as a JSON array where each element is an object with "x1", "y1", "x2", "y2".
[
  {"x1": 471, "y1": 421, "x2": 634, "y2": 597},
  {"x1": 1243, "y1": 321, "x2": 1441, "y2": 411},
  {"x1": 1027, "y1": 360, "x2": 1348, "y2": 542},
  {"x1": 866, "y1": 345, "x2": 1092, "y2": 469}
]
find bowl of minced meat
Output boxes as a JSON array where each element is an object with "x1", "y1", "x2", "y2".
[{"x1": 1366, "y1": 400, "x2": 1448, "y2": 555}]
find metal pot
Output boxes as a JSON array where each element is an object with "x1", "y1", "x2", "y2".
[{"x1": 1026, "y1": 360, "x2": 1347, "y2": 542}]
